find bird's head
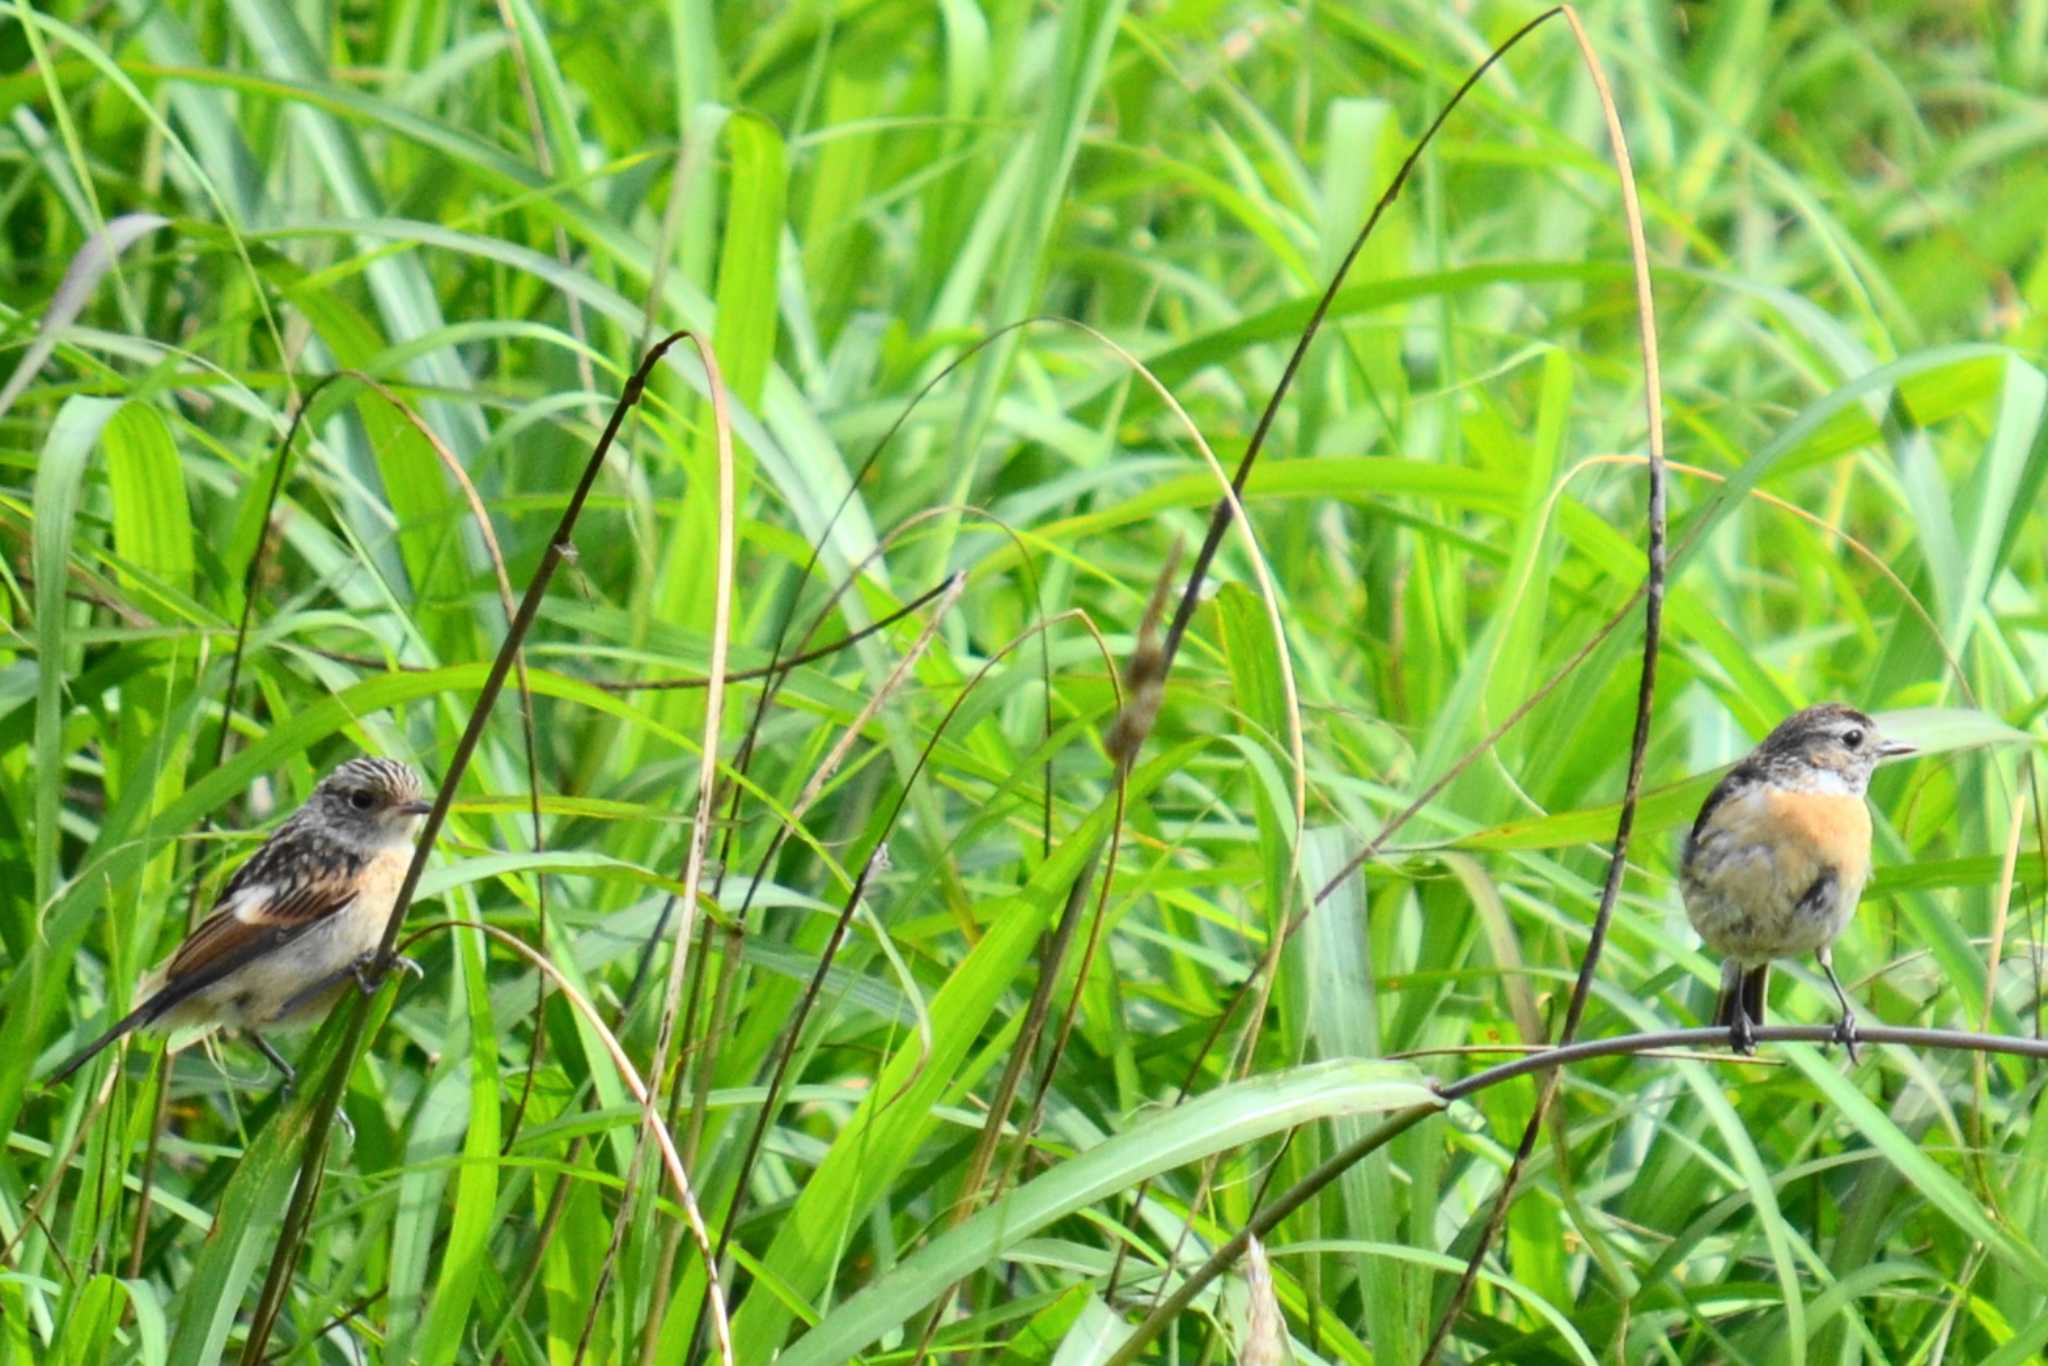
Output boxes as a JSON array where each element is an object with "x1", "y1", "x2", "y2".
[{"x1": 1755, "y1": 702, "x2": 1913, "y2": 795}]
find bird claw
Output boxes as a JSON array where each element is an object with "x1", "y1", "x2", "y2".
[
  {"x1": 1728, "y1": 1009, "x2": 1758, "y2": 1056},
  {"x1": 350, "y1": 954, "x2": 422, "y2": 995},
  {"x1": 1831, "y1": 1012, "x2": 1862, "y2": 1065}
]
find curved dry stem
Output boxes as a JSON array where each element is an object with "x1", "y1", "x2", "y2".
[
  {"x1": 1420, "y1": 9, "x2": 1668, "y2": 1359},
  {"x1": 396, "y1": 918, "x2": 733, "y2": 1363},
  {"x1": 591, "y1": 577, "x2": 960, "y2": 692},
  {"x1": 883, "y1": 602, "x2": 1118, "y2": 1117},
  {"x1": 631, "y1": 503, "x2": 1045, "y2": 1035},
  {"x1": 789, "y1": 575, "x2": 967, "y2": 825},
  {"x1": 612, "y1": 567, "x2": 969, "y2": 1027},
  {"x1": 327, "y1": 368, "x2": 559, "y2": 1155},
  {"x1": 654, "y1": 502, "x2": 1052, "y2": 1190},
  {"x1": 840, "y1": 503, "x2": 1059, "y2": 847},
  {"x1": 638, "y1": 510, "x2": 1003, "y2": 1116},
  {"x1": 1553, "y1": 453, "x2": 1974, "y2": 706},
  {"x1": 1048, "y1": 318, "x2": 1308, "y2": 864},
  {"x1": 575, "y1": 335, "x2": 738, "y2": 1363},
  {"x1": 977, "y1": 318, "x2": 1317, "y2": 1322},
  {"x1": 689, "y1": 597, "x2": 1099, "y2": 1359},
  {"x1": 127, "y1": 372, "x2": 340, "y2": 1279},
  {"x1": 640, "y1": 332, "x2": 736, "y2": 1172},
  {"x1": 695, "y1": 317, "x2": 1026, "y2": 935},
  {"x1": 237, "y1": 330, "x2": 695, "y2": 1366},
  {"x1": 908, "y1": 606, "x2": 1129, "y2": 1363},
  {"x1": 706, "y1": 600, "x2": 1101, "y2": 1219}
]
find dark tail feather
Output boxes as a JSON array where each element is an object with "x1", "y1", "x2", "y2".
[
  {"x1": 42, "y1": 997, "x2": 162, "y2": 1088},
  {"x1": 1711, "y1": 961, "x2": 1770, "y2": 1031}
]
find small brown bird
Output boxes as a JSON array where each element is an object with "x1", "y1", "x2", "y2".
[
  {"x1": 46, "y1": 757, "x2": 432, "y2": 1086},
  {"x1": 1680, "y1": 703, "x2": 1914, "y2": 1059}
]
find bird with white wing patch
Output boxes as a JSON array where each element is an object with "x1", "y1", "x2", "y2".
[{"x1": 46, "y1": 756, "x2": 433, "y2": 1088}]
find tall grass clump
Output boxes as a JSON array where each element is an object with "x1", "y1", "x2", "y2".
[{"x1": 3, "y1": 3, "x2": 2047, "y2": 1363}]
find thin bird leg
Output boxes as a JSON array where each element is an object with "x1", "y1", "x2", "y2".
[
  {"x1": 1721, "y1": 962, "x2": 1764, "y2": 1056},
  {"x1": 349, "y1": 952, "x2": 422, "y2": 994},
  {"x1": 246, "y1": 1032, "x2": 296, "y2": 1090},
  {"x1": 247, "y1": 1032, "x2": 358, "y2": 1143},
  {"x1": 1817, "y1": 949, "x2": 1862, "y2": 1065}
]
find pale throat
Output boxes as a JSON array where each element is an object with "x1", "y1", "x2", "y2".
[{"x1": 1781, "y1": 766, "x2": 1857, "y2": 797}]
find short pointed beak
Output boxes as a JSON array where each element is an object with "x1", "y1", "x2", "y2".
[
  {"x1": 402, "y1": 799, "x2": 433, "y2": 815},
  {"x1": 1878, "y1": 739, "x2": 1916, "y2": 759}
]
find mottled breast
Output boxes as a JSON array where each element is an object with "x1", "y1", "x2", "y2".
[{"x1": 1681, "y1": 786, "x2": 1872, "y2": 960}]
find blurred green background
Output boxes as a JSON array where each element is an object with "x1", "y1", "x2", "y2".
[{"x1": 4, "y1": 1, "x2": 2047, "y2": 1362}]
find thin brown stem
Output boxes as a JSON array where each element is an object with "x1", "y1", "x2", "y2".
[
  {"x1": 1419, "y1": 8, "x2": 1666, "y2": 1356},
  {"x1": 237, "y1": 331, "x2": 701, "y2": 1366},
  {"x1": 1108, "y1": 1024, "x2": 2048, "y2": 1364}
]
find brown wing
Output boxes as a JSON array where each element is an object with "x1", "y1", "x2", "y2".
[
  {"x1": 46, "y1": 846, "x2": 364, "y2": 1085},
  {"x1": 157, "y1": 869, "x2": 362, "y2": 992}
]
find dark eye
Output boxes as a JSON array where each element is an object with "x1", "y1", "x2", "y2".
[
  {"x1": 1842, "y1": 728, "x2": 1864, "y2": 750},
  {"x1": 349, "y1": 789, "x2": 375, "y2": 810}
]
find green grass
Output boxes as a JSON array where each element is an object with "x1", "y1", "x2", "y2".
[{"x1": 4, "y1": 2, "x2": 2048, "y2": 1362}]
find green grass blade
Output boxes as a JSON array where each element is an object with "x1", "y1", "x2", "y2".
[{"x1": 782, "y1": 1060, "x2": 1438, "y2": 1366}]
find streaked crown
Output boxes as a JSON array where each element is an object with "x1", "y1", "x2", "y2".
[
  {"x1": 299, "y1": 756, "x2": 432, "y2": 847},
  {"x1": 1750, "y1": 702, "x2": 1911, "y2": 795}
]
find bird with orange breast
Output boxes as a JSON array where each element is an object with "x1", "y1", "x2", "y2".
[{"x1": 1680, "y1": 703, "x2": 1915, "y2": 1060}]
